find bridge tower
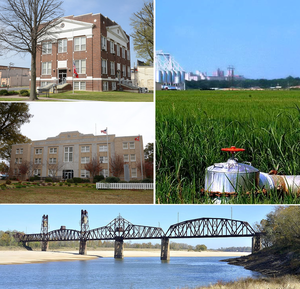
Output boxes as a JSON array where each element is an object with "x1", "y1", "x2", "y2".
[
  {"x1": 114, "y1": 214, "x2": 125, "y2": 259},
  {"x1": 79, "y1": 210, "x2": 89, "y2": 255},
  {"x1": 160, "y1": 237, "x2": 170, "y2": 261},
  {"x1": 41, "y1": 215, "x2": 49, "y2": 251},
  {"x1": 252, "y1": 233, "x2": 262, "y2": 253}
]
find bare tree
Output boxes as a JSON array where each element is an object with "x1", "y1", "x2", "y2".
[
  {"x1": 18, "y1": 160, "x2": 31, "y2": 180},
  {"x1": 0, "y1": 0, "x2": 64, "y2": 100},
  {"x1": 47, "y1": 160, "x2": 64, "y2": 179},
  {"x1": 84, "y1": 158, "x2": 103, "y2": 182},
  {"x1": 110, "y1": 154, "x2": 124, "y2": 177},
  {"x1": 130, "y1": 1, "x2": 153, "y2": 64}
]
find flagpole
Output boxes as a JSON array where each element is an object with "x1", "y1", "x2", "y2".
[
  {"x1": 139, "y1": 134, "x2": 143, "y2": 180},
  {"x1": 106, "y1": 127, "x2": 109, "y2": 177},
  {"x1": 72, "y1": 28, "x2": 74, "y2": 94}
]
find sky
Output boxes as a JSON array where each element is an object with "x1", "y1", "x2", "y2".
[
  {"x1": 0, "y1": 0, "x2": 145, "y2": 68},
  {"x1": 0, "y1": 205, "x2": 278, "y2": 249},
  {"x1": 156, "y1": 0, "x2": 300, "y2": 79},
  {"x1": 20, "y1": 102, "x2": 154, "y2": 147}
]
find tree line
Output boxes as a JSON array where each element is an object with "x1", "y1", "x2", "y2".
[{"x1": 186, "y1": 76, "x2": 300, "y2": 90}]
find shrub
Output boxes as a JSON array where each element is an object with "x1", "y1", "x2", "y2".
[
  {"x1": 67, "y1": 183, "x2": 71, "y2": 187},
  {"x1": 105, "y1": 177, "x2": 120, "y2": 183},
  {"x1": 45, "y1": 177, "x2": 53, "y2": 182},
  {"x1": 30, "y1": 176, "x2": 40, "y2": 181},
  {"x1": 129, "y1": 180, "x2": 139, "y2": 183},
  {"x1": 119, "y1": 181, "x2": 128, "y2": 183},
  {"x1": 8, "y1": 90, "x2": 18, "y2": 95},
  {"x1": 67, "y1": 179, "x2": 74, "y2": 183},
  {"x1": 0, "y1": 90, "x2": 8, "y2": 95},
  {"x1": 59, "y1": 182, "x2": 63, "y2": 186},
  {"x1": 82, "y1": 178, "x2": 90, "y2": 183},
  {"x1": 141, "y1": 178, "x2": 153, "y2": 183},
  {"x1": 15, "y1": 185, "x2": 24, "y2": 189},
  {"x1": 93, "y1": 175, "x2": 105, "y2": 183},
  {"x1": 72, "y1": 177, "x2": 83, "y2": 183},
  {"x1": 5, "y1": 180, "x2": 11, "y2": 185},
  {"x1": 19, "y1": 89, "x2": 29, "y2": 95}
]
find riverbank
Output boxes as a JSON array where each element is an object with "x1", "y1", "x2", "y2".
[
  {"x1": 222, "y1": 246, "x2": 300, "y2": 277},
  {"x1": 0, "y1": 249, "x2": 250, "y2": 265}
]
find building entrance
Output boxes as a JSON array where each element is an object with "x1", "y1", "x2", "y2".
[
  {"x1": 59, "y1": 70, "x2": 67, "y2": 84},
  {"x1": 63, "y1": 170, "x2": 74, "y2": 179}
]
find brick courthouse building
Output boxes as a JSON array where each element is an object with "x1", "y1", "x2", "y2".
[{"x1": 35, "y1": 13, "x2": 131, "y2": 91}]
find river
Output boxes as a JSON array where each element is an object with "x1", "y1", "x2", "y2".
[{"x1": 1, "y1": 257, "x2": 261, "y2": 289}]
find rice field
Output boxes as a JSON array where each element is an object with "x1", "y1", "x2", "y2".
[{"x1": 156, "y1": 90, "x2": 300, "y2": 204}]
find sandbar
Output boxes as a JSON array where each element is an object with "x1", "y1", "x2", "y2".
[{"x1": 0, "y1": 249, "x2": 250, "y2": 265}]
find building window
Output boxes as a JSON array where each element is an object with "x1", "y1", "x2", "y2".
[
  {"x1": 58, "y1": 39, "x2": 67, "y2": 53},
  {"x1": 101, "y1": 169, "x2": 108, "y2": 178},
  {"x1": 112, "y1": 82, "x2": 117, "y2": 91},
  {"x1": 122, "y1": 65, "x2": 126, "y2": 77},
  {"x1": 123, "y1": 142, "x2": 128, "y2": 149},
  {"x1": 130, "y1": 142, "x2": 135, "y2": 149},
  {"x1": 49, "y1": 158, "x2": 56, "y2": 164},
  {"x1": 74, "y1": 59, "x2": 86, "y2": 74},
  {"x1": 34, "y1": 158, "x2": 42, "y2": 164},
  {"x1": 35, "y1": 149, "x2": 42, "y2": 154},
  {"x1": 42, "y1": 62, "x2": 51, "y2": 75},
  {"x1": 130, "y1": 154, "x2": 136, "y2": 162},
  {"x1": 81, "y1": 146, "x2": 90, "y2": 152},
  {"x1": 110, "y1": 41, "x2": 115, "y2": 54},
  {"x1": 127, "y1": 66, "x2": 131, "y2": 78},
  {"x1": 124, "y1": 154, "x2": 129, "y2": 162},
  {"x1": 64, "y1": 147, "x2": 73, "y2": 162},
  {"x1": 49, "y1": 148, "x2": 57, "y2": 154},
  {"x1": 41, "y1": 82, "x2": 50, "y2": 87},
  {"x1": 19, "y1": 158, "x2": 22, "y2": 164},
  {"x1": 42, "y1": 42, "x2": 52, "y2": 54},
  {"x1": 99, "y1": 156, "x2": 108, "y2": 163},
  {"x1": 81, "y1": 169, "x2": 90, "y2": 178},
  {"x1": 131, "y1": 168, "x2": 137, "y2": 178},
  {"x1": 122, "y1": 47, "x2": 125, "y2": 58},
  {"x1": 34, "y1": 169, "x2": 41, "y2": 176},
  {"x1": 74, "y1": 82, "x2": 86, "y2": 90},
  {"x1": 16, "y1": 148, "x2": 23, "y2": 154},
  {"x1": 99, "y1": 145, "x2": 108, "y2": 152},
  {"x1": 127, "y1": 50, "x2": 130, "y2": 60},
  {"x1": 74, "y1": 36, "x2": 86, "y2": 51},
  {"x1": 102, "y1": 59, "x2": 107, "y2": 74},
  {"x1": 110, "y1": 61, "x2": 115, "y2": 75},
  {"x1": 81, "y1": 157, "x2": 90, "y2": 164},
  {"x1": 15, "y1": 158, "x2": 18, "y2": 164},
  {"x1": 101, "y1": 35, "x2": 107, "y2": 51},
  {"x1": 103, "y1": 81, "x2": 108, "y2": 91},
  {"x1": 117, "y1": 44, "x2": 120, "y2": 56},
  {"x1": 14, "y1": 168, "x2": 17, "y2": 175}
]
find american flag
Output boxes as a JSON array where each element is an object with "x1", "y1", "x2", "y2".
[
  {"x1": 101, "y1": 129, "x2": 107, "y2": 134},
  {"x1": 73, "y1": 61, "x2": 79, "y2": 78}
]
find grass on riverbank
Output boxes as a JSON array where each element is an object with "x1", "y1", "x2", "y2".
[
  {"x1": 190, "y1": 275, "x2": 300, "y2": 289},
  {"x1": 156, "y1": 90, "x2": 300, "y2": 204},
  {"x1": 0, "y1": 185, "x2": 153, "y2": 204}
]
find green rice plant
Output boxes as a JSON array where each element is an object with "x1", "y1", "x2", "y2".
[{"x1": 156, "y1": 90, "x2": 300, "y2": 204}]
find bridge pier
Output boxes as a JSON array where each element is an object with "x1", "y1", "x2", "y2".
[
  {"x1": 160, "y1": 237, "x2": 170, "y2": 261},
  {"x1": 114, "y1": 237, "x2": 124, "y2": 259},
  {"x1": 41, "y1": 241, "x2": 49, "y2": 251},
  {"x1": 252, "y1": 233, "x2": 262, "y2": 253},
  {"x1": 79, "y1": 239, "x2": 87, "y2": 255}
]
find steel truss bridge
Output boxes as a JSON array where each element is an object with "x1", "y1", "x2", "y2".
[
  {"x1": 20, "y1": 215, "x2": 259, "y2": 243},
  {"x1": 17, "y1": 212, "x2": 262, "y2": 259}
]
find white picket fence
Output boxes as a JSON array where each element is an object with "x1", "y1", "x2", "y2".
[{"x1": 96, "y1": 182, "x2": 153, "y2": 190}]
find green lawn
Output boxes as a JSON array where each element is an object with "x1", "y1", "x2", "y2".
[
  {"x1": 0, "y1": 91, "x2": 153, "y2": 102},
  {"x1": 50, "y1": 90, "x2": 153, "y2": 102},
  {"x1": 156, "y1": 89, "x2": 300, "y2": 204},
  {"x1": 0, "y1": 185, "x2": 153, "y2": 204}
]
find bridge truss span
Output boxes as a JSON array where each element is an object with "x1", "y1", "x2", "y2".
[{"x1": 166, "y1": 217, "x2": 257, "y2": 239}]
